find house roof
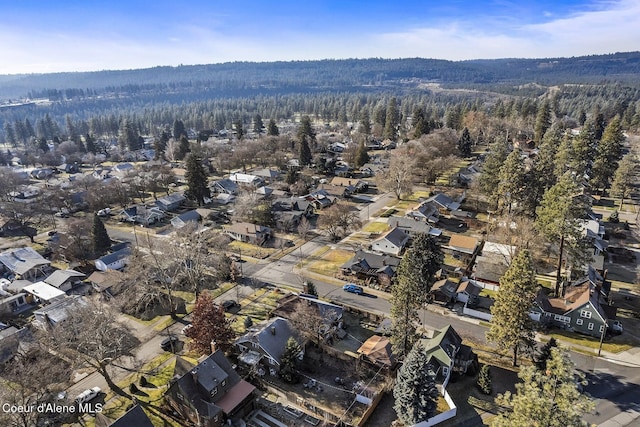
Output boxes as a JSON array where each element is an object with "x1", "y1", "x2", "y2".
[
  {"x1": 457, "y1": 280, "x2": 481, "y2": 296},
  {"x1": 408, "y1": 201, "x2": 439, "y2": 221},
  {"x1": 225, "y1": 222, "x2": 271, "y2": 235},
  {"x1": 0, "y1": 247, "x2": 50, "y2": 275},
  {"x1": 172, "y1": 350, "x2": 246, "y2": 417},
  {"x1": 23, "y1": 281, "x2": 66, "y2": 302},
  {"x1": 213, "y1": 178, "x2": 238, "y2": 193},
  {"x1": 342, "y1": 250, "x2": 401, "y2": 274},
  {"x1": 429, "y1": 193, "x2": 461, "y2": 211},
  {"x1": 422, "y1": 325, "x2": 463, "y2": 368},
  {"x1": 96, "y1": 247, "x2": 131, "y2": 267},
  {"x1": 253, "y1": 168, "x2": 281, "y2": 179},
  {"x1": 88, "y1": 270, "x2": 125, "y2": 292},
  {"x1": 474, "y1": 258, "x2": 508, "y2": 284},
  {"x1": 431, "y1": 279, "x2": 459, "y2": 297},
  {"x1": 374, "y1": 226, "x2": 409, "y2": 248},
  {"x1": 43, "y1": 269, "x2": 85, "y2": 288},
  {"x1": 215, "y1": 380, "x2": 255, "y2": 414},
  {"x1": 448, "y1": 234, "x2": 479, "y2": 254},
  {"x1": 109, "y1": 405, "x2": 154, "y2": 427},
  {"x1": 175, "y1": 210, "x2": 202, "y2": 223},
  {"x1": 5, "y1": 279, "x2": 32, "y2": 293},
  {"x1": 156, "y1": 192, "x2": 186, "y2": 207},
  {"x1": 388, "y1": 216, "x2": 436, "y2": 235},
  {"x1": 357, "y1": 335, "x2": 396, "y2": 367},
  {"x1": 33, "y1": 295, "x2": 86, "y2": 323},
  {"x1": 230, "y1": 173, "x2": 261, "y2": 184},
  {"x1": 236, "y1": 317, "x2": 302, "y2": 365}
]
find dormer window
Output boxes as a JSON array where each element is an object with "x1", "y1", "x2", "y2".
[
  {"x1": 221, "y1": 379, "x2": 227, "y2": 387},
  {"x1": 210, "y1": 387, "x2": 218, "y2": 397}
]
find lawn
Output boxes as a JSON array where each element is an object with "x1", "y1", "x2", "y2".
[
  {"x1": 307, "y1": 249, "x2": 354, "y2": 276},
  {"x1": 547, "y1": 331, "x2": 634, "y2": 354},
  {"x1": 228, "y1": 240, "x2": 277, "y2": 258},
  {"x1": 362, "y1": 221, "x2": 390, "y2": 233}
]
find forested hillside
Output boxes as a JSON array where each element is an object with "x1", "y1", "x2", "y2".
[{"x1": 1, "y1": 53, "x2": 639, "y2": 147}]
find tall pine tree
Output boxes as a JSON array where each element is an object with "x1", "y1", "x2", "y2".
[
  {"x1": 486, "y1": 249, "x2": 537, "y2": 367},
  {"x1": 185, "y1": 154, "x2": 210, "y2": 206},
  {"x1": 393, "y1": 341, "x2": 439, "y2": 425},
  {"x1": 92, "y1": 214, "x2": 111, "y2": 257},
  {"x1": 492, "y1": 347, "x2": 594, "y2": 427}
]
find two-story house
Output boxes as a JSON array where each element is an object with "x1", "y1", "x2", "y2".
[
  {"x1": 420, "y1": 325, "x2": 478, "y2": 390},
  {"x1": 371, "y1": 226, "x2": 409, "y2": 256},
  {"x1": 235, "y1": 317, "x2": 304, "y2": 376},
  {"x1": 165, "y1": 351, "x2": 256, "y2": 427}
]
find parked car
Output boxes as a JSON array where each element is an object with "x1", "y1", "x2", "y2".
[
  {"x1": 181, "y1": 324, "x2": 193, "y2": 335},
  {"x1": 160, "y1": 336, "x2": 179, "y2": 351},
  {"x1": 343, "y1": 283, "x2": 364, "y2": 295},
  {"x1": 222, "y1": 300, "x2": 240, "y2": 312},
  {"x1": 75, "y1": 386, "x2": 101, "y2": 404}
]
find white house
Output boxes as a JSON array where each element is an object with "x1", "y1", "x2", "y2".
[
  {"x1": 371, "y1": 227, "x2": 409, "y2": 256},
  {"x1": 95, "y1": 248, "x2": 131, "y2": 271}
]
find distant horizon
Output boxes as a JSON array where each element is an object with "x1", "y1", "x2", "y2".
[
  {"x1": 2, "y1": 51, "x2": 639, "y2": 78},
  {"x1": 1, "y1": 0, "x2": 639, "y2": 75}
]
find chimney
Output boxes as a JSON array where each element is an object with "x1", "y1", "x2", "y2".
[
  {"x1": 191, "y1": 367, "x2": 199, "y2": 384},
  {"x1": 210, "y1": 340, "x2": 217, "y2": 353},
  {"x1": 271, "y1": 326, "x2": 276, "y2": 335}
]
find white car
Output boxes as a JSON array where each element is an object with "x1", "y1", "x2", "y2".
[
  {"x1": 610, "y1": 320, "x2": 623, "y2": 334},
  {"x1": 75, "y1": 386, "x2": 101, "y2": 404}
]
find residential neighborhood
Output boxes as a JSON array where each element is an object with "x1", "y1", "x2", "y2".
[{"x1": 1, "y1": 51, "x2": 640, "y2": 427}]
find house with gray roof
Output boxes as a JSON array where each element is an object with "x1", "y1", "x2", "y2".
[
  {"x1": 341, "y1": 250, "x2": 400, "y2": 289},
  {"x1": 419, "y1": 325, "x2": 477, "y2": 390},
  {"x1": 235, "y1": 317, "x2": 304, "y2": 375},
  {"x1": 43, "y1": 269, "x2": 85, "y2": 292},
  {"x1": 0, "y1": 247, "x2": 51, "y2": 280},
  {"x1": 165, "y1": 350, "x2": 256, "y2": 427},
  {"x1": 211, "y1": 178, "x2": 238, "y2": 195},
  {"x1": 406, "y1": 200, "x2": 440, "y2": 223},
  {"x1": 155, "y1": 192, "x2": 186, "y2": 212},
  {"x1": 171, "y1": 210, "x2": 203, "y2": 229},
  {"x1": 97, "y1": 404, "x2": 154, "y2": 427},
  {"x1": 33, "y1": 295, "x2": 87, "y2": 328},
  {"x1": 387, "y1": 217, "x2": 442, "y2": 238},
  {"x1": 371, "y1": 226, "x2": 409, "y2": 256},
  {"x1": 95, "y1": 247, "x2": 131, "y2": 271}
]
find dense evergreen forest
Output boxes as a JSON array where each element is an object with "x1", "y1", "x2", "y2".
[{"x1": 1, "y1": 53, "x2": 639, "y2": 145}]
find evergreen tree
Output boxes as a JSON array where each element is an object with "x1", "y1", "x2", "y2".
[
  {"x1": 479, "y1": 138, "x2": 509, "y2": 208},
  {"x1": 253, "y1": 114, "x2": 264, "y2": 134},
  {"x1": 185, "y1": 293, "x2": 235, "y2": 355},
  {"x1": 267, "y1": 119, "x2": 279, "y2": 136},
  {"x1": 486, "y1": 250, "x2": 537, "y2": 367},
  {"x1": 354, "y1": 139, "x2": 370, "y2": 168},
  {"x1": 383, "y1": 97, "x2": 399, "y2": 141},
  {"x1": 172, "y1": 119, "x2": 186, "y2": 140},
  {"x1": 235, "y1": 120, "x2": 244, "y2": 140},
  {"x1": 457, "y1": 127, "x2": 473, "y2": 157},
  {"x1": 176, "y1": 135, "x2": 190, "y2": 160},
  {"x1": 553, "y1": 133, "x2": 575, "y2": 179},
  {"x1": 92, "y1": 214, "x2": 111, "y2": 257},
  {"x1": 571, "y1": 120, "x2": 597, "y2": 177},
  {"x1": 412, "y1": 106, "x2": 430, "y2": 138},
  {"x1": 84, "y1": 133, "x2": 97, "y2": 154},
  {"x1": 497, "y1": 148, "x2": 526, "y2": 214},
  {"x1": 279, "y1": 337, "x2": 302, "y2": 383},
  {"x1": 611, "y1": 154, "x2": 636, "y2": 209},
  {"x1": 184, "y1": 154, "x2": 210, "y2": 206},
  {"x1": 390, "y1": 236, "x2": 442, "y2": 358},
  {"x1": 393, "y1": 341, "x2": 439, "y2": 425},
  {"x1": 477, "y1": 365, "x2": 492, "y2": 395},
  {"x1": 534, "y1": 101, "x2": 552, "y2": 144},
  {"x1": 534, "y1": 337, "x2": 558, "y2": 371},
  {"x1": 3, "y1": 122, "x2": 17, "y2": 147},
  {"x1": 536, "y1": 173, "x2": 589, "y2": 296},
  {"x1": 591, "y1": 116, "x2": 625, "y2": 191},
  {"x1": 303, "y1": 280, "x2": 318, "y2": 297},
  {"x1": 299, "y1": 135, "x2": 312, "y2": 166},
  {"x1": 297, "y1": 115, "x2": 316, "y2": 148},
  {"x1": 37, "y1": 138, "x2": 49, "y2": 153},
  {"x1": 492, "y1": 347, "x2": 594, "y2": 427},
  {"x1": 359, "y1": 110, "x2": 371, "y2": 135},
  {"x1": 118, "y1": 119, "x2": 140, "y2": 151}
]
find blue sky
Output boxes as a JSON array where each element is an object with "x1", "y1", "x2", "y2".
[{"x1": 0, "y1": 0, "x2": 638, "y2": 74}]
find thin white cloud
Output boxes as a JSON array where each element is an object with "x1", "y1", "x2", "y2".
[
  {"x1": 0, "y1": 0, "x2": 638, "y2": 73},
  {"x1": 373, "y1": 0, "x2": 640, "y2": 60}
]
